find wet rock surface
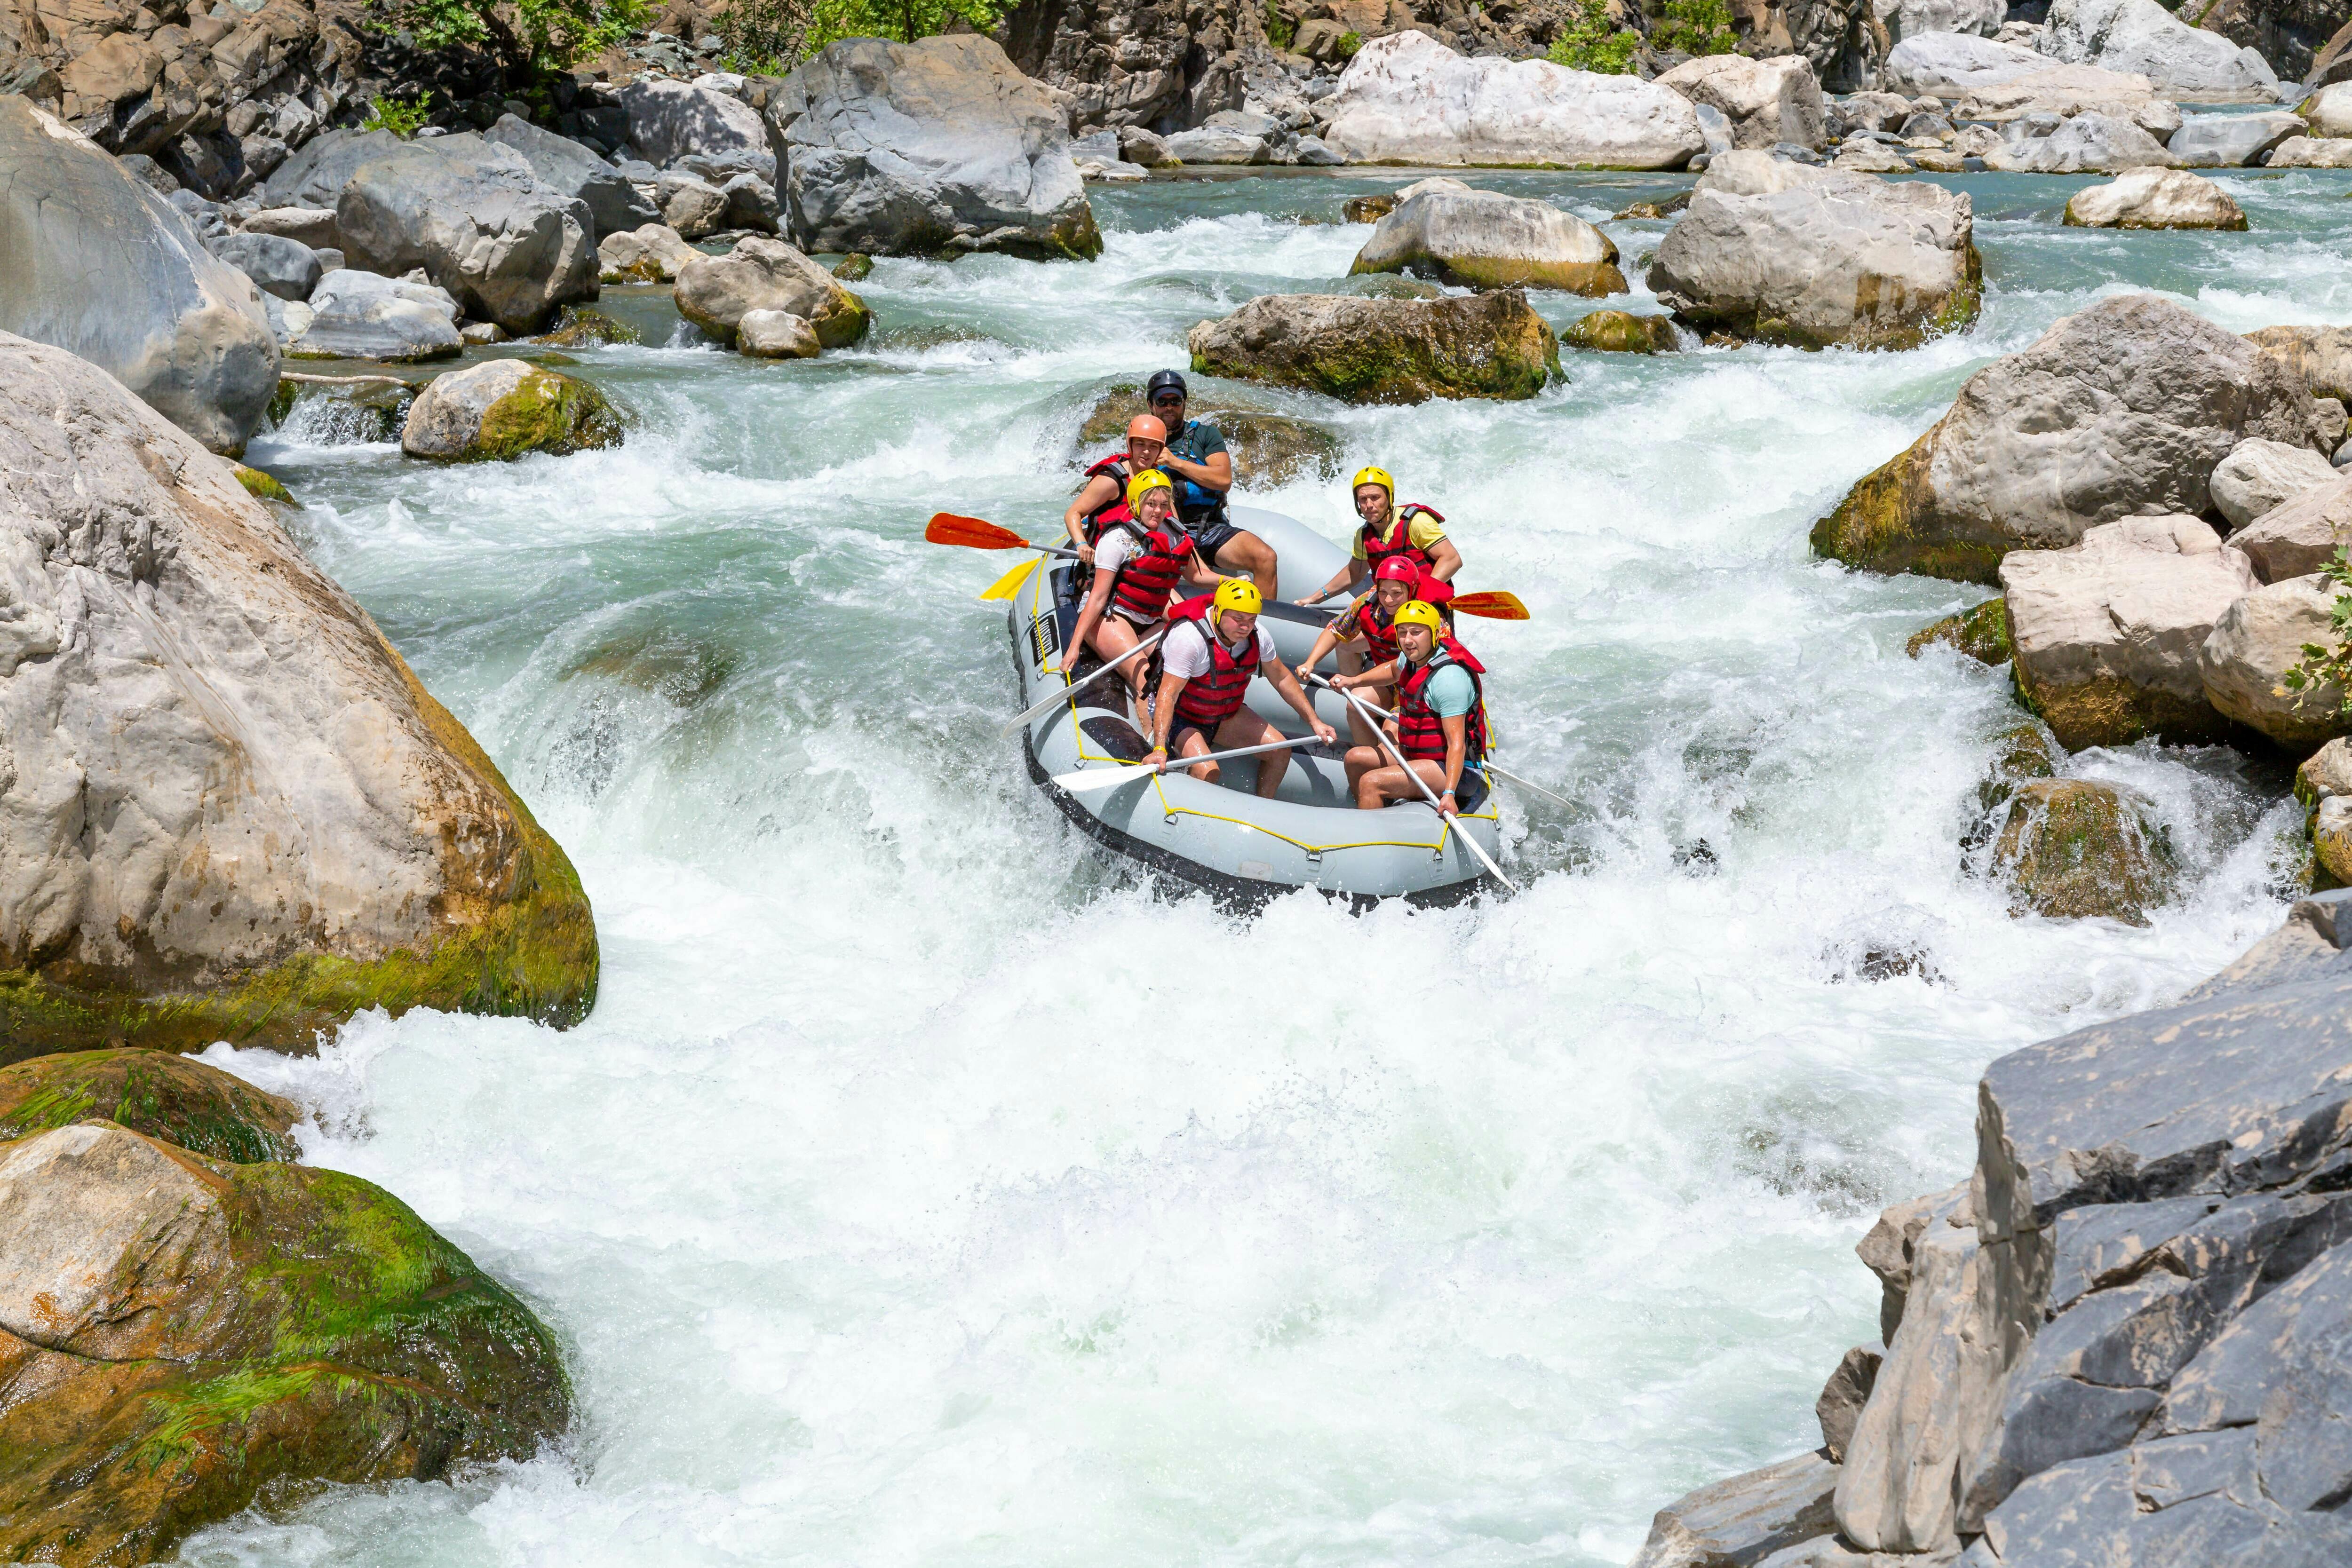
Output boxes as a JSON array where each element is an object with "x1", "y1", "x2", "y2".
[
  {"x1": 1186, "y1": 289, "x2": 1561, "y2": 404},
  {"x1": 1348, "y1": 186, "x2": 1626, "y2": 296}
]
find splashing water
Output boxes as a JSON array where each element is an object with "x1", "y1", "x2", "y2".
[{"x1": 195, "y1": 165, "x2": 2348, "y2": 1568}]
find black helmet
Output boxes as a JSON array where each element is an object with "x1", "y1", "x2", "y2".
[{"x1": 1145, "y1": 369, "x2": 1187, "y2": 402}]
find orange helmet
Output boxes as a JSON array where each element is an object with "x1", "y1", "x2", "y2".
[{"x1": 1126, "y1": 414, "x2": 1167, "y2": 443}]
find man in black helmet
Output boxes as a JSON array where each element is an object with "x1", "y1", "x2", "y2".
[{"x1": 1145, "y1": 369, "x2": 1282, "y2": 599}]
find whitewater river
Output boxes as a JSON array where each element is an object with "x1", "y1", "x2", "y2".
[{"x1": 196, "y1": 153, "x2": 2348, "y2": 1567}]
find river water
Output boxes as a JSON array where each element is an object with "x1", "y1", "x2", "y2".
[{"x1": 193, "y1": 157, "x2": 2349, "y2": 1567}]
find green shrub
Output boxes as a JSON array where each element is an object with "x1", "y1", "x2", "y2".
[
  {"x1": 387, "y1": 0, "x2": 651, "y2": 75},
  {"x1": 1650, "y1": 0, "x2": 1735, "y2": 55},
  {"x1": 360, "y1": 91, "x2": 434, "y2": 138},
  {"x1": 1335, "y1": 28, "x2": 1362, "y2": 56},
  {"x1": 1545, "y1": 0, "x2": 1637, "y2": 72},
  {"x1": 2286, "y1": 546, "x2": 2352, "y2": 717},
  {"x1": 1265, "y1": 0, "x2": 1296, "y2": 48}
]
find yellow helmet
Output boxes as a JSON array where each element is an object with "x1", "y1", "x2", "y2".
[
  {"x1": 1393, "y1": 600, "x2": 1443, "y2": 639},
  {"x1": 1352, "y1": 466, "x2": 1395, "y2": 498},
  {"x1": 1126, "y1": 468, "x2": 1174, "y2": 510},
  {"x1": 1212, "y1": 578, "x2": 1263, "y2": 617}
]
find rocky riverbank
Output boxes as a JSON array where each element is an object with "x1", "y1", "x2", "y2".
[{"x1": 1628, "y1": 886, "x2": 2352, "y2": 1564}]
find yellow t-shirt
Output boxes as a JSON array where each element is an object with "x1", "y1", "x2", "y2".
[{"x1": 1351, "y1": 509, "x2": 1448, "y2": 562}]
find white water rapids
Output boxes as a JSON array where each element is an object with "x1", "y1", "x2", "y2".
[{"x1": 191, "y1": 158, "x2": 2351, "y2": 1567}]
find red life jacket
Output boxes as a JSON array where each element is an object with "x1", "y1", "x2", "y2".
[
  {"x1": 1169, "y1": 594, "x2": 1263, "y2": 726},
  {"x1": 1081, "y1": 452, "x2": 1133, "y2": 539},
  {"x1": 1105, "y1": 520, "x2": 1192, "y2": 623},
  {"x1": 1396, "y1": 637, "x2": 1488, "y2": 766},
  {"x1": 1359, "y1": 503, "x2": 1446, "y2": 574},
  {"x1": 1337, "y1": 592, "x2": 1399, "y2": 664}
]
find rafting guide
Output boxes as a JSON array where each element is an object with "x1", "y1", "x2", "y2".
[{"x1": 1148, "y1": 578, "x2": 1337, "y2": 796}]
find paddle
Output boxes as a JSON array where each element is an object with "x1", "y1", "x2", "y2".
[
  {"x1": 1052, "y1": 736, "x2": 1313, "y2": 794},
  {"x1": 1450, "y1": 591, "x2": 1529, "y2": 621},
  {"x1": 1314, "y1": 679, "x2": 1576, "y2": 812},
  {"x1": 929, "y1": 513, "x2": 1067, "y2": 553},
  {"x1": 999, "y1": 631, "x2": 1165, "y2": 736},
  {"x1": 978, "y1": 557, "x2": 1041, "y2": 601},
  {"x1": 1329, "y1": 681, "x2": 1518, "y2": 893}
]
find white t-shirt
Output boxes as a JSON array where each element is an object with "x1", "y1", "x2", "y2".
[{"x1": 1164, "y1": 616, "x2": 1275, "y2": 680}]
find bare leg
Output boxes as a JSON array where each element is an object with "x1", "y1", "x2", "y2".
[
  {"x1": 1213, "y1": 531, "x2": 1279, "y2": 601},
  {"x1": 1216, "y1": 711, "x2": 1292, "y2": 799},
  {"x1": 1354, "y1": 758, "x2": 1445, "y2": 809},
  {"x1": 1176, "y1": 724, "x2": 1219, "y2": 784},
  {"x1": 1090, "y1": 614, "x2": 1146, "y2": 724}
]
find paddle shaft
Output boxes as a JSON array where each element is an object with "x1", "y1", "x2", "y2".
[
  {"x1": 1329, "y1": 679, "x2": 1518, "y2": 893},
  {"x1": 1056, "y1": 735, "x2": 1316, "y2": 792},
  {"x1": 1003, "y1": 629, "x2": 1165, "y2": 735},
  {"x1": 1318, "y1": 677, "x2": 1574, "y2": 813}
]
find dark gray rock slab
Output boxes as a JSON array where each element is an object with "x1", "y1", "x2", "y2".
[
  {"x1": 483, "y1": 113, "x2": 658, "y2": 241},
  {"x1": 1629, "y1": 1450, "x2": 1839, "y2": 1568},
  {"x1": 209, "y1": 232, "x2": 320, "y2": 301},
  {"x1": 1816, "y1": 1346, "x2": 1882, "y2": 1464},
  {"x1": 260, "y1": 127, "x2": 403, "y2": 209},
  {"x1": 2168, "y1": 110, "x2": 2307, "y2": 167}
]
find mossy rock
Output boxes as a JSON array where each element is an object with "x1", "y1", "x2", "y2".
[
  {"x1": 1333, "y1": 273, "x2": 1446, "y2": 301},
  {"x1": 533, "y1": 307, "x2": 641, "y2": 348},
  {"x1": 1562, "y1": 310, "x2": 1680, "y2": 355},
  {"x1": 402, "y1": 359, "x2": 625, "y2": 463},
  {"x1": 1974, "y1": 720, "x2": 2058, "y2": 816},
  {"x1": 0, "y1": 1123, "x2": 571, "y2": 1566},
  {"x1": 267, "y1": 375, "x2": 421, "y2": 443},
  {"x1": 1990, "y1": 777, "x2": 2174, "y2": 925},
  {"x1": 1612, "y1": 191, "x2": 1692, "y2": 221},
  {"x1": 1907, "y1": 597, "x2": 2011, "y2": 663},
  {"x1": 564, "y1": 626, "x2": 737, "y2": 706},
  {"x1": 1076, "y1": 381, "x2": 1343, "y2": 487},
  {"x1": 1187, "y1": 290, "x2": 1561, "y2": 406},
  {"x1": 231, "y1": 463, "x2": 296, "y2": 506},
  {"x1": 0, "y1": 1049, "x2": 300, "y2": 1163},
  {"x1": 832, "y1": 252, "x2": 873, "y2": 280},
  {"x1": 1343, "y1": 193, "x2": 1397, "y2": 223},
  {"x1": 1810, "y1": 412, "x2": 2006, "y2": 585}
]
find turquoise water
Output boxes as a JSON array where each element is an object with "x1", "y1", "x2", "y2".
[{"x1": 196, "y1": 164, "x2": 2349, "y2": 1568}]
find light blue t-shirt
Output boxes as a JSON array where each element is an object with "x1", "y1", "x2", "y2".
[{"x1": 1422, "y1": 664, "x2": 1476, "y2": 719}]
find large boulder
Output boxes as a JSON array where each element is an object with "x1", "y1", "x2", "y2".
[
  {"x1": 239, "y1": 205, "x2": 341, "y2": 249},
  {"x1": 1953, "y1": 65, "x2": 2184, "y2": 139},
  {"x1": 674, "y1": 236, "x2": 873, "y2": 348},
  {"x1": 2248, "y1": 323, "x2": 2352, "y2": 405},
  {"x1": 598, "y1": 222, "x2": 701, "y2": 283},
  {"x1": 207, "y1": 231, "x2": 321, "y2": 301},
  {"x1": 2230, "y1": 477, "x2": 2352, "y2": 581},
  {"x1": 2039, "y1": 0, "x2": 2281, "y2": 98},
  {"x1": 2302, "y1": 81, "x2": 2352, "y2": 136},
  {"x1": 336, "y1": 136, "x2": 598, "y2": 335},
  {"x1": 2165, "y1": 109, "x2": 2307, "y2": 166},
  {"x1": 2061, "y1": 166, "x2": 2246, "y2": 228},
  {"x1": 1077, "y1": 382, "x2": 1343, "y2": 486},
  {"x1": 771, "y1": 35, "x2": 1102, "y2": 261},
  {"x1": 1880, "y1": 0, "x2": 2005, "y2": 43},
  {"x1": 1883, "y1": 32, "x2": 2049, "y2": 95},
  {"x1": 1318, "y1": 30, "x2": 1705, "y2": 169},
  {"x1": 1986, "y1": 110, "x2": 2178, "y2": 171},
  {"x1": 484, "y1": 113, "x2": 660, "y2": 240},
  {"x1": 2199, "y1": 573, "x2": 2351, "y2": 745},
  {"x1": 1999, "y1": 513, "x2": 2258, "y2": 749},
  {"x1": 1656, "y1": 54, "x2": 1828, "y2": 150},
  {"x1": 1645, "y1": 154, "x2": 1980, "y2": 350},
  {"x1": 1628, "y1": 1452, "x2": 1839, "y2": 1568},
  {"x1": 286, "y1": 269, "x2": 462, "y2": 363},
  {"x1": 1161, "y1": 126, "x2": 1273, "y2": 164},
  {"x1": 1990, "y1": 778, "x2": 2175, "y2": 922},
  {"x1": 616, "y1": 75, "x2": 776, "y2": 181},
  {"x1": 657, "y1": 171, "x2": 731, "y2": 239},
  {"x1": 1186, "y1": 290, "x2": 1561, "y2": 404},
  {"x1": 0, "y1": 1123, "x2": 570, "y2": 1565},
  {"x1": 0, "y1": 98, "x2": 276, "y2": 455},
  {"x1": 737, "y1": 309, "x2": 822, "y2": 359},
  {"x1": 2209, "y1": 436, "x2": 2344, "y2": 528},
  {"x1": 0, "y1": 333, "x2": 597, "y2": 1056},
  {"x1": 400, "y1": 359, "x2": 625, "y2": 462},
  {"x1": 1812, "y1": 294, "x2": 2330, "y2": 582},
  {"x1": 257, "y1": 126, "x2": 403, "y2": 209},
  {"x1": 1348, "y1": 187, "x2": 1625, "y2": 295},
  {"x1": 2267, "y1": 133, "x2": 2352, "y2": 166},
  {"x1": 0, "y1": 1049, "x2": 298, "y2": 1163}
]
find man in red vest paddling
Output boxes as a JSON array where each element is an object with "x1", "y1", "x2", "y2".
[{"x1": 1147, "y1": 578, "x2": 1335, "y2": 796}]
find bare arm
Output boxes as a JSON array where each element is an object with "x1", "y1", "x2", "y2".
[
  {"x1": 1424, "y1": 535, "x2": 1463, "y2": 584},
  {"x1": 1150, "y1": 672, "x2": 1187, "y2": 757},
  {"x1": 1063, "y1": 475, "x2": 1120, "y2": 558},
  {"x1": 1159, "y1": 447, "x2": 1232, "y2": 496},
  {"x1": 1303, "y1": 557, "x2": 1365, "y2": 605},
  {"x1": 1438, "y1": 713, "x2": 1468, "y2": 808}
]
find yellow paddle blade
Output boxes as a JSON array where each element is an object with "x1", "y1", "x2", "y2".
[{"x1": 978, "y1": 556, "x2": 1041, "y2": 601}]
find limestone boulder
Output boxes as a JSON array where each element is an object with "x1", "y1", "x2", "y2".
[
  {"x1": 2209, "y1": 436, "x2": 2344, "y2": 529},
  {"x1": 0, "y1": 1124, "x2": 570, "y2": 1565},
  {"x1": 1881, "y1": 0, "x2": 2006, "y2": 42},
  {"x1": 1999, "y1": 514, "x2": 2257, "y2": 749},
  {"x1": 616, "y1": 75, "x2": 776, "y2": 181},
  {"x1": 598, "y1": 222, "x2": 700, "y2": 283},
  {"x1": 287, "y1": 269, "x2": 461, "y2": 363},
  {"x1": 0, "y1": 98, "x2": 276, "y2": 455},
  {"x1": 1628, "y1": 1452, "x2": 1839, "y2": 1568},
  {"x1": 771, "y1": 35, "x2": 1101, "y2": 261},
  {"x1": 658, "y1": 171, "x2": 731, "y2": 238},
  {"x1": 1186, "y1": 290, "x2": 1560, "y2": 404},
  {"x1": 737, "y1": 309, "x2": 822, "y2": 359},
  {"x1": 400, "y1": 359, "x2": 624, "y2": 462},
  {"x1": 1163, "y1": 126, "x2": 1272, "y2": 164},
  {"x1": 484, "y1": 113, "x2": 659, "y2": 240},
  {"x1": 1319, "y1": 30, "x2": 1705, "y2": 169},
  {"x1": 1907, "y1": 596, "x2": 2013, "y2": 662},
  {"x1": 2040, "y1": 0, "x2": 2279, "y2": 98},
  {"x1": 1656, "y1": 54, "x2": 1828, "y2": 150},
  {"x1": 2230, "y1": 477, "x2": 2352, "y2": 581},
  {"x1": 1954, "y1": 65, "x2": 2184, "y2": 138},
  {"x1": 674, "y1": 236, "x2": 873, "y2": 348},
  {"x1": 1883, "y1": 32, "x2": 2049, "y2": 95},
  {"x1": 239, "y1": 205, "x2": 341, "y2": 249},
  {"x1": 1812, "y1": 294, "x2": 2330, "y2": 582},
  {"x1": 2061, "y1": 166, "x2": 2245, "y2": 228},
  {"x1": 2199, "y1": 572, "x2": 2352, "y2": 745},
  {"x1": 723, "y1": 172, "x2": 782, "y2": 233},
  {"x1": 0, "y1": 332, "x2": 596, "y2": 1053},
  {"x1": 2164, "y1": 109, "x2": 2307, "y2": 166},
  {"x1": 2300, "y1": 81, "x2": 2352, "y2": 136},
  {"x1": 0, "y1": 1049, "x2": 298, "y2": 1163},
  {"x1": 1348, "y1": 187, "x2": 1625, "y2": 295},
  {"x1": 2266, "y1": 134, "x2": 2352, "y2": 166},
  {"x1": 2247, "y1": 323, "x2": 2352, "y2": 405},
  {"x1": 1986, "y1": 110, "x2": 2177, "y2": 171},
  {"x1": 1645, "y1": 157, "x2": 1980, "y2": 350},
  {"x1": 258, "y1": 126, "x2": 403, "y2": 208},
  {"x1": 337, "y1": 136, "x2": 598, "y2": 335},
  {"x1": 1990, "y1": 779, "x2": 2176, "y2": 923}
]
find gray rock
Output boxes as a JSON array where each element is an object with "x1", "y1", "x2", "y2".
[
  {"x1": 673, "y1": 235, "x2": 872, "y2": 348},
  {"x1": 208, "y1": 231, "x2": 320, "y2": 301},
  {"x1": 2166, "y1": 110, "x2": 2309, "y2": 165},
  {"x1": 722, "y1": 172, "x2": 782, "y2": 233},
  {"x1": 1656, "y1": 54, "x2": 1828, "y2": 150},
  {"x1": 1165, "y1": 126, "x2": 1273, "y2": 164},
  {"x1": 597, "y1": 223, "x2": 700, "y2": 283},
  {"x1": 1975, "y1": 1438, "x2": 2352, "y2": 1565},
  {"x1": 2228, "y1": 476, "x2": 2352, "y2": 582},
  {"x1": 2209, "y1": 436, "x2": 2344, "y2": 528},
  {"x1": 1118, "y1": 125, "x2": 1175, "y2": 167},
  {"x1": 772, "y1": 35, "x2": 1101, "y2": 261},
  {"x1": 400, "y1": 357, "x2": 622, "y2": 461},
  {"x1": 1629, "y1": 1451, "x2": 1840, "y2": 1568},
  {"x1": 0, "y1": 98, "x2": 276, "y2": 454},
  {"x1": 1290, "y1": 135, "x2": 1344, "y2": 166},
  {"x1": 259, "y1": 126, "x2": 404, "y2": 209},
  {"x1": 1956, "y1": 65, "x2": 2186, "y2": 139},
  {"x1": 2039, "y1": 0, "x2": 2280, "y2": 99},
  {"x1": 1349, "y1": 188, "x2": 1626, "y2": 297},
  {"x1": 1812, "y1": 293, "x2": 2330, "y2": 581},
  {"x1": 1817, "y1": 1346, "x2": 1883, "y2": 1464},
  {"x1": 1883, "y1": 32, "x2": 2049, "y2": 97},
  {"x1": 1986, "y1": 110, "x2": 2175, "y2": 170},
  {"x1": 483, "y1": 113, "x2": 659, "y2": 240},
  {"x1": 1880, "y1": 0, "x2": 2005, "y2": 45},
  {"x1": 735, "y1": 307, "x2": 819, "y2": 358},
  {"x1": 1839, "y1": 90, "x2": 1918, "y2": 133},
  {"x1": 240, "y1": 205, "x2": 339, "y2": 249},
  {"x1": 2199, "y1": 572, "x2": 2350, "y2": 745},
  {"x1": 1694, "y1": 101, "x2": 1736, "y2": 153},
  {"x1": 291, "y1": 269, "x2": 462, "y2": 363},
  {"x1": 657, "y1": 171, "x2": 730, "y2": 238},
  {"x1": 336, "y1": 136, "x2": 597, "y2": 335},
  {"x1": 616, "y1": 76, "x2": 776, "y2": 182}
]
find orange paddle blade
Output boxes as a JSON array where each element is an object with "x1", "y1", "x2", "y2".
[
  {"x1": 927, "y1": 512, "x2": 1033, "y2": 551},
  {"x1": 1451, "y1": 591, "x2": 1530, "y2": 621}
]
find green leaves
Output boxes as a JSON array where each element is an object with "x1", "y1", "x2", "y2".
[
  {"x1": 360, "y1": 92, "x2": 433, "y2": 138},
  {"x1": 1546, "y1": 0, "x2": 1637, "y2": 72},
  {"x1": 2284, "y1": 546, "x2": 2352, "y2": 717}
]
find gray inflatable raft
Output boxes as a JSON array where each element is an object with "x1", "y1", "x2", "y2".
[{"x1": 1012, "y1": 504, "x2": 1505, "y2": 906}]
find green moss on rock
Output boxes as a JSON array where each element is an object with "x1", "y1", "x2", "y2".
[
  {"x1": 1562, "y1": 310, "x2": 1680, "y2": 355},
  {"x1": 1907, "y1": 597, "x2": 2011, "y2": 663},
  {"x1": 0, "y1": 1049, "x2": 301, "y2": 1161},
  {"x1": 1991, "y1": 777, "x2": 2174, "y2": 925},
  {"x1": 533, "y1": 307, "x2": 641, "y2": 348},
  {"x1": 231, "y1": 463, "x2": 295, "y2": 506},
  {"x1": 1810, "y1": 417, "x2": 2006, "y2": 585},
  {"x1": 832, "y1": 252, "x2": 873, "y2": 281},
  {"x1": 472, "y1": 367, "x2": 625, "y2": 461}
]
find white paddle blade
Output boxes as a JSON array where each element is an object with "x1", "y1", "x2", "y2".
[{"x1": 1053, "y1": 762, "x2": 1158, "y2": 793}]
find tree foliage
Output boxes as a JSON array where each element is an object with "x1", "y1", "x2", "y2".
[
  {"x1": 1648, "y1": 0, "x2": 1736, "y2": 56},
  {"x1": 1545, "y1": 0, "x2": 1637, "y2": 72},
  {"x1": 2284, "y1": 547, "x2": 2352, "y2": 717}
]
